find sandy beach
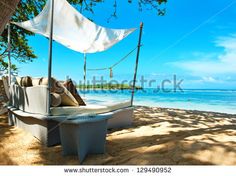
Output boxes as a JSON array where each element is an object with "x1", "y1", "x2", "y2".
[{"x1": 0, "y1": 106, "x2": 236, "y2": 165}]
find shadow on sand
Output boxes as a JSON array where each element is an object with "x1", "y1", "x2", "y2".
[{"x1": 0, "y1": 106, "x2": 236, "y2": 165}]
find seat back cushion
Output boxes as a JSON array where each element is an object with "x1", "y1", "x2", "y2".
[
  {"x1": 63, "y1": 79, "x2": 86, "y2": 106},
  {"x1": 51, "y1": 93, "x2": 61, "y2": 107},
  {"x1": 32, "y1": 78, "x2": 41, "y2": 86},
  {"x1": 15, "y1": 76, "x2": 21, "y2": 85},
  {"x1": 39, "y1": 77, "x2": 78, "y2": 106},
  {"x1": 39, "y1": 77, "x2": 59, "y2": 92},
  {"x1": 21, "y1": 76, "x2": 33, "y2": 87},
  {"x1": 15, "y1": 76, "x2": 33, "y2": 87}
]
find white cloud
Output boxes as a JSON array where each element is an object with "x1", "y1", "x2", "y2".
[
  {"x1": 169, "y1": 34, "x2": 236, "y2": 75},
  {"x1": 202, "y1": 76, "x2": 218, "y2": 83}
]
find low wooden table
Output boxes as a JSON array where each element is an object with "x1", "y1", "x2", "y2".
[{"x1": 58, "y1": 113, "x2": 112, "y2": 163}]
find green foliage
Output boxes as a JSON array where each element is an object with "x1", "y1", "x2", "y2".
[
  {"x1": 0, "y1": 57, "x2": 17, "y2": 72},
  {"x1": 0, "y1": 0, "x2": 167, "y2": 72}
]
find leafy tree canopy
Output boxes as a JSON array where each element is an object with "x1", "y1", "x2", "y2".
[{"x1": 0, "y1": 0, "x2": 167, "y2": 73}]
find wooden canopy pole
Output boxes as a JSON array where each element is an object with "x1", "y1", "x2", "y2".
[
  {"x1": 47, "y1": 0, "x2": 54, "y2": 115},
  {"x1": 131, "y1": 22, "x2": 143, "y2": 106},
  {"x1": 7, "y1": 23, "x2": 11, "y2": 85}
]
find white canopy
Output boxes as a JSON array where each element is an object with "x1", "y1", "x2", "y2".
[{"x1": 13, "y1": 0, "x2": 136, "y2": 53}]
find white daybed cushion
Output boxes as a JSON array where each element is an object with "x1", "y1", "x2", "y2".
[{"x1": 51, "y1": 101, "x2": 131, "y2": 116}]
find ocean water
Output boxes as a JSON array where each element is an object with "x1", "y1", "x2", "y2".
[{"x1": 79, "y1": 89, "x2": 236, "y2": 114}]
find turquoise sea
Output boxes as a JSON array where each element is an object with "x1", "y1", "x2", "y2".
[{"x1": 80, "y1": 89, "x2": 236, "y2": 114}]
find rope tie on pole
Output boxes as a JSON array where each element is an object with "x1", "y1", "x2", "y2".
[
  {"x1": 109, "y1": 67, "x2": 113, "y2": 78},
  {"x1": 87, "y1": 45, "x2": 142, "y2": 78}
]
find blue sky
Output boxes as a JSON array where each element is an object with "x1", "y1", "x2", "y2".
[{"x1": 15, "y1": 0, "x2": 236, "y2": 89}]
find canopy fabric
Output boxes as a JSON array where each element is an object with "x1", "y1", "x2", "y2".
[
  {"x1": 0, "y1": 0, "x2": 20, "y2": 34},
  {"x1": 13, "y1": 0, "x2": 136, "y2": 53}
]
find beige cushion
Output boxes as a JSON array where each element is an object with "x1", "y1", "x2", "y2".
[
  {"x1": 39, "y1": 77, "x2": 78, "y2": 106},
  {"x1": 32, "y1": 78, "x2": 41, "y2": 86},
  {"x1": 15, "y1": 76, "x2": 21, "y2": 85},
  {"x1": 21, "y1": 76, "x2": 33, "y2": 87},
  {"x1": 63, "y1": 79, "x2": 86, "y2": 106},
  {"x1": 15, "y1": 76, "x2": 33, "y2": 87},
  {"x1": 39, "y1": 77, "x2": 60, "y2": 92},
  {"x1": 51, "y1": 93, "x2": 61, "y2": 107},
  {"x1": 59, "y1": 84, "x2": 78, "y2": 106}
]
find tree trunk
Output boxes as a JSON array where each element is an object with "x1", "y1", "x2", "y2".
[{"x1": 0, "y1": 0, "x2": 20, "y2": 34}]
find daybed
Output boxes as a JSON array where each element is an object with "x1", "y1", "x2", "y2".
[{"x1": 8, "y1": 78, "x2": 134, "y2": 147}]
